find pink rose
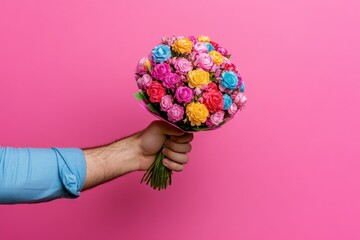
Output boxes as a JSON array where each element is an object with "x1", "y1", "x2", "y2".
[
  {"x1": 151, "y1": 63, "x2": 172, "y2": 80},
  {"x1": 175, "y1": 86, "x2": 194, "y2": 104},
  {"x1": 232, "y1": 92, "x2": 247, "y2": 106},
  {"x1": 228, "y1": 103, "x2": 238, "y2": 116},
  {"x1": 221, "y1": 57, "x2": 231, "y2": 67},
  {"x1": 194, "y1": 53, "x2": 214, "y2": 71},
  {"x1": 137, "y1": 74, "x2": 152, "y2": 89},
  {"x1": 188, "y1": 36, "x2": 197, "y2": 44},
  {"x1": 206, "y1": 111, "x2": 225, "y2": 128},
  {"x1": 136, "y1": 57, "x2": 149, "y2": 74},
  {"x1": 174, "y1": 58, "x2": 193, "y2": 74},
  {"x1": 210, "y1": 63, "x2": 220, "y2": 73},
  {"x1": 167, "y1": 104, "x2": 184, "y2": 123},
  {"x1": 160, "y1": 95, "x2": 173, "y2": 111},
  {"x1": 193, "y1": 42, "x2": 208, "y2": 53},
  {"x1": 194, "y1": 88, "x2": 202, "y2": 96},
  {"x1": 217, "y1": 47, "x2": 228, "y2": 56},
  {"x1": 162, "y1": 73, "x2": 180, "y2": 90}
]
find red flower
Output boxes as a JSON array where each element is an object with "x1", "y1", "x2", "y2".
[
  {"x1": 146, "y1": 81, "x2": 165, "y2": 103},
  {"x1": 202, "y1": 88, "x2": 224, "y2": 113},
  {"x1": 206, "y1": 82, "x2": 219, "y2": 92},
  {"x1": 210, "y1": 41, "x2": 219, "y2": 49},
  {"x1": 224, "y1": 63, "x2": 239, "y2": 73}
]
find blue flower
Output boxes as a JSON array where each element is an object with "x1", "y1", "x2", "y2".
[
  {"x1": 221, "y1": 71, "x2": 238, "y2": 90},
  {"x1": 205, "y1": 43, "x2": 214, "y2": 52},
  {"x1": 240, "y1": 81, "x2": 245, "y2": 92},
  {"x1": 223, "y1": 94, "x2": 232, "y2": 110},
  {"x1": 152, "y1": 45, "x2": 171, "y2": 63}
]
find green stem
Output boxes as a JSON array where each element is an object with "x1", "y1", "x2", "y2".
[{"x1": 140, "y1": 146, "x2": 172, "y2": 190}]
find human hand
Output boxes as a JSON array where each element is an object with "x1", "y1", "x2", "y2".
[{"x1": 136, "y1": 120, "x2": 194, "y2": 172}]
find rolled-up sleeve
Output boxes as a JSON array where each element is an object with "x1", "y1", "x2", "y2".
[{"x1": 0, "y1": 146, "x2": 86, "y2": 204}]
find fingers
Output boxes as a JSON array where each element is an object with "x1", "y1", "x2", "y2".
[
  {"x1": 162, "y1": 158, "x2": 184, "y2": 172},
  {"x1": 170, "y1": 132, "x2": 194, "y2": 144},
  {"x1": 165, "y1": 139, "x2": 192, "y2": 153},
  {"x1": 162, "y1": 146, "x2": 190, "y2": 172},
  {"x1": 162, "y1": 147, "x2": 189, "y2": 164}
]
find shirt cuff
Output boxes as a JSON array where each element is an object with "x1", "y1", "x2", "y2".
[{"x1": 51, "y1": 147, "x2": 87, "y2": 199}]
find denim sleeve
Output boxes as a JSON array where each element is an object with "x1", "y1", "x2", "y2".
[{"x1": 0, "y1": 146, "x2": 86, "y2": 204}]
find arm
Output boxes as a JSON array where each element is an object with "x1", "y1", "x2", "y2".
[
  {"x1": 0, "y1": 121, "x2": 193, "y2": 204},
  {"x1": 82, "y1": 120, "x2": 193, "y2": 190}
]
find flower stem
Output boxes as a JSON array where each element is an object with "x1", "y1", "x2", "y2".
[{"x1": 140, "y1": 146, "x2": 172, "y2": 190}]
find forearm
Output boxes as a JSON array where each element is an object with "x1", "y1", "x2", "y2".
[{"x1": 81, "y1": 131, "x2": 142, "y2": 190}]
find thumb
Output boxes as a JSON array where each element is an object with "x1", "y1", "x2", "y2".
[{"x1": 151, "y1": 120, "x2": 185, "y2": 137}]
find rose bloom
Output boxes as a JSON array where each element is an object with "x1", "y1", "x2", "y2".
[
  {"x1": 193, "y1": 42, "x2": 208, "y2": 53},
  {"x1": 136, "y1": 57, "x2": 149, "y2": 74},
  {"x1": 137, "y1": 73, "x2": 152, "y2": 89},
  {"x1": 172, "y1": 38, "x2": 193, "y2": 54},
  {"x1": 209, "y1": 50, "x2": 223, "y2": 66},
  {"x1": 167, "y1": 104, "x2": 184, "y2": 123},
  {"x1": 162, "y1": 73, "x2": 180, "y2": 90},
  {"x1": 146, "y1": 81, "x2": 166, "y2": 103},
  {"x1": 206, "y1": 111, "x2": 225, "y2": 128},
  {"x1": 185, "y1": 102, "x2": 209, "y2": 126},
  {"x1": 217, "y1": 46, "x2": 228, "y2": 56},
  {"x1": 174, "y1": 58, "x2": 193, "y2": 74},
  {"x1": 160, "y1": 95, "x2": 173, "y2": 111},
  {"x1": 187, "y1": 69, "x2": 210, "y2": 88},
  {"x1": 175, "y1": 86, "x2": 194, "y2": 104},
  {"x1": 197, "y1": 35, "x2": 211, "y2": 42},
  {"x1": 151, "y1": 63, "x2": 172, "y2": 81},
  {"x1": 194, "y1": 53, "x2": 214, "y2": 71},
  {"x1": 228, "y1": 103, "x2": 238, "y2": 116},
  {"x1": 202, "y1": 87, "x2": 224, "y2": 113}
]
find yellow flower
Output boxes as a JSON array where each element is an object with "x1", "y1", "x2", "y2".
[
  {"x1": 172, "y1": 38, "x2": 193, "y2": 54},
  {"x1": 186, "y1": 102, "x2": 209, "y2": 126},
  {"x1": 209, "y1": 50, "x2": 223, "y2": 66},
  {"x1": 197, "y1": 35, "x2": 211, "y2": 42},
  {"x1": 144, "y1": 59, "x2": 151, "y2": 70},
  {"x1": 187, "y1": 69, "x2": 210, "y2": 88}
]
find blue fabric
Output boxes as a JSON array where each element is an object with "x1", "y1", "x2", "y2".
[{"x1": 0, "y1": 147, "x2": 86, "y2": 204}]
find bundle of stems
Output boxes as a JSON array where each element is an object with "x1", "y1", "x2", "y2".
[{"x1": 140, "y1": 146, "x2": 172, "y2": 190}]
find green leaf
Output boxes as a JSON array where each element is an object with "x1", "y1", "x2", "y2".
[
  {"x1": 226, "y1": 54, "x2": 232, "y2": 59},
  {"x1": 147, "y1": 103, "x2": 157, "y2": 113},
  {"x1": 134, "y1": 91, "x2": 145, "y2": 101}
]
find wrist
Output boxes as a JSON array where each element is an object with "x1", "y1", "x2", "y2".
[{"x1": 108, "y1": 132, "x2": 143, "y2": 174}]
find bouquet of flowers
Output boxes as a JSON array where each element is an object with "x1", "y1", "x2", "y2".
[{"x1": 134, "y1": 35, "x2": 247, "y2": 190}]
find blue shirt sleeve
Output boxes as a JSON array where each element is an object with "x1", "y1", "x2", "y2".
[{"x1": 0, "y1": 146, "x2": 87, "y2": 204}]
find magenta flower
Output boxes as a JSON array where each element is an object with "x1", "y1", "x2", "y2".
[
  {"x1": 162, "y1": 73, "x2": 180, "y2": 90},
  {"x1": 175, "y1": 86, "x2": 194, "y2": 104},
  {"x1": 151, "y1": 63, "x2": 172, "y2": 80}
]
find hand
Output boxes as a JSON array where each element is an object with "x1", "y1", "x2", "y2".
[
  {"x1": 82, "y1": 120, "x2": 194, "y2": 190},
  {"x1": 136, "y1": 120, "x2": 194, "y2": 172}
]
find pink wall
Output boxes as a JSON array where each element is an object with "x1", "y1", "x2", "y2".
[{"x1": 1, "y1": 0, "x2": 359, "y2": 239}]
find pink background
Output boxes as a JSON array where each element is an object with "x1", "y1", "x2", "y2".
[{"x1": 0, "y1": 0, "x2": 359, "y2": 239}]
